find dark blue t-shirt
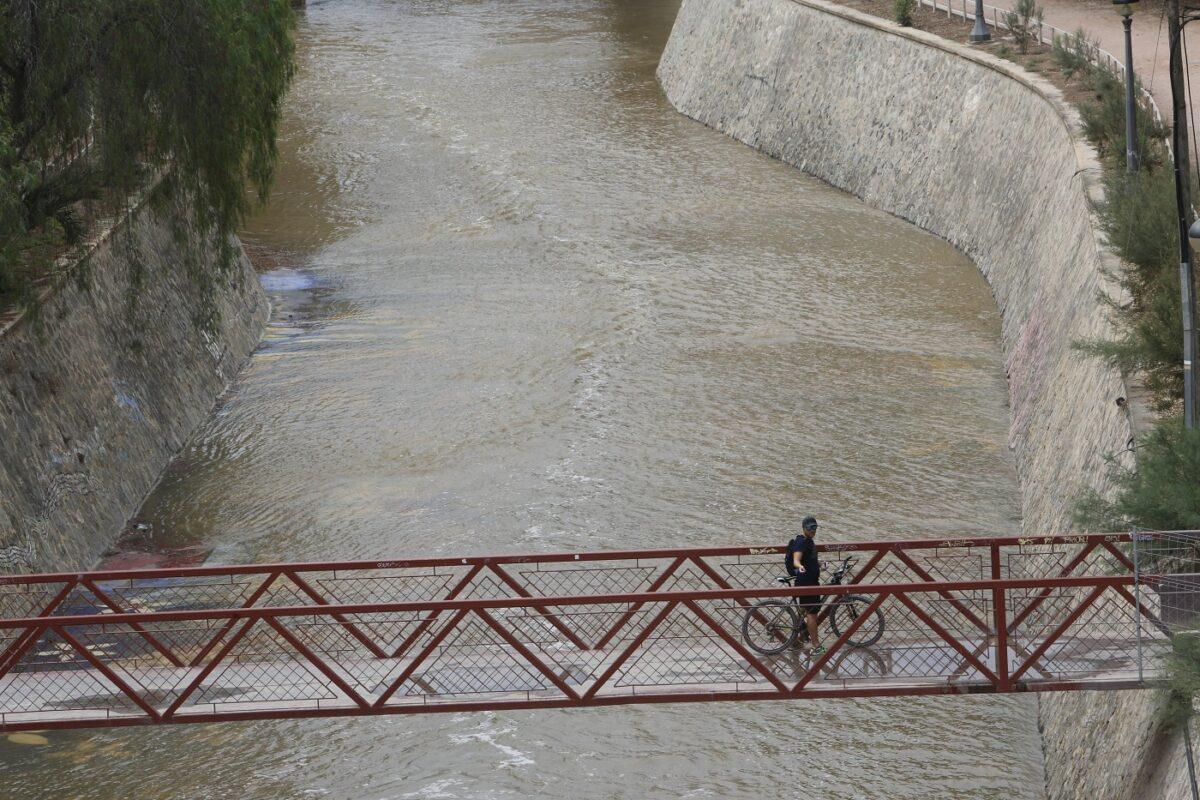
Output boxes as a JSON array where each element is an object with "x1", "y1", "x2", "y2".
[{"x1": 786, "y1": 535, "x2": 820, "y2": 584}]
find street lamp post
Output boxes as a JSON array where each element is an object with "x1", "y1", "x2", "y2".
[
  {"x1": 1170, "y1": 0, "x2": 1198, "y2": 428},
  {"x1": 1115, "y1": 0, "x2": 1139, "y2": 172},
  {"x1": 970, "y1": 0, "x2": 990, "y2": 41}
]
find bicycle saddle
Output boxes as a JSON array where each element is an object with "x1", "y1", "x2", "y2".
[{"x1": 776, "y1": 576, "x2": 793, "y2": 585}]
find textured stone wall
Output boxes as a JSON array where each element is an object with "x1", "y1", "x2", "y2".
[
  {"x1": 657, "y1": 1, "x2": 1187, "y2": 798},
  {"x1": 0, "y1": 203, "x2": 267, "y2": 572}
]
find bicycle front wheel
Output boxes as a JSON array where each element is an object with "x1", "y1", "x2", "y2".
[
  {"x1": 828, "y1": 595, "x2": 884, "y2": 647},
  {"x1": 741, "y1": 600, "x2": 798, "y2": 655}
]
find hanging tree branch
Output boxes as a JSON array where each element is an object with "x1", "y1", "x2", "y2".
[{"x1": 0, "y1": 0, "x2": 296, "y2": 314}]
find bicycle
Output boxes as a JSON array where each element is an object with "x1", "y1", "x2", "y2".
[{"x1": 740, "y1": 556, "x2": 885, "y2": 655}]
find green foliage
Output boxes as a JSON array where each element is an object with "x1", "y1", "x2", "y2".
[
  {"x1": 893, "y1": 0, "x2": 915, "y2": 28},
  {"x1": 1078, "y1": 166, "x2": 1185, "y2": 410},
  {"x1": 1161, "y1": 633, "x2": 1200, "y2": 731},
  {"x1": 1051, "y1": 28, "x2": 1096, "y2": 80},
  {"x1": 1096, "y1": 167, "x2": 1178, "y2": 278},
  {"x1": 1077, "y1": 70, "x2": 1169, "y2": 167},
  {"x1": 1075, "y1": 421, "x2": 1200, "y2": 531},
  {"x1": 1056, "y1": 30, "x2": 1186, "y2": 413},
  {"x1": 1052, "y1": 25, "x2": 1200, "y2": 744},
  {"x1": 1051, "y1": 29, "x2": 1168, "y2": 169},
  {"x1": 0, "y1": 0, "x2": 296, "y2": 318},
  {"x1": 1078, "y1": 272, "x2": 1185, "y2": 412},
  {"x1": 1002, "y1": 0, "x2": 1044, "y2": 55},
  {"x1": 0, "y1": 108, "x2": 35, "y2": 306}
]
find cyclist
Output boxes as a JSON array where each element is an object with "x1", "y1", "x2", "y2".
[{"x1": 785, "y1": 516, "x2": 823, "y2": 654}]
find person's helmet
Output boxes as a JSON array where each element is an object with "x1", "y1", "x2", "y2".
[{"x1": 802, "y1": 516, "x2": 818, "y2": 533}]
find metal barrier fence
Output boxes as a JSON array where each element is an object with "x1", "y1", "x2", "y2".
[{"x1": 0, "y1": 531, "x2": 1192, "y2": 731}]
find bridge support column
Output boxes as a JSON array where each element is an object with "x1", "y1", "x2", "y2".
[
  {"x1": 991, "y1": 544, "x2": 1011, "y2": 691},
  {"x1": 993, "y1": 587, "x2": 1011, "y2": 690}
]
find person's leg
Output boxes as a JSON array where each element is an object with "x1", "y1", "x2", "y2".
[
  {"x1": 805, "y1": 609, "x2": 820, "y2": 649},
  {"x1": 792, "y1": 603, "x2": 808, "y2": 646}
]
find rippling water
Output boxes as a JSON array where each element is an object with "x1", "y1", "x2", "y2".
[{"x1": 0, "y1": 0, "x2": 1043, "y2": 797}]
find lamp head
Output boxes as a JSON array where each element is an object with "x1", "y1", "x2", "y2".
[{"x1": 1113, "y1": 0, "x2": 1137, "y2": 16}]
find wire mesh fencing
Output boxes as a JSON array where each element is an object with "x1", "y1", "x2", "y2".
[{"x1": 0, "y1": 533, "x2": 1178, "y2": 732}]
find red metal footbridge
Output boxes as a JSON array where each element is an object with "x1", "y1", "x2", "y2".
[{"x1": 1, "y1": 531, "x2": 1196, "y2": 732}]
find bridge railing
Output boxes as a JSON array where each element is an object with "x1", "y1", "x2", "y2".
[
  {"x1": 0, "y1": 531, "x2": 1190, "y2": 732},
  {"x1": 0, "y1": 530, "x2": 1145, "y2": 606},
  {"x1": 0, "y1": 532, "x2": 1145, "y2": 663},
  {"x1": 0, "y1": 575, "x2": 1161, "y2": 731}
]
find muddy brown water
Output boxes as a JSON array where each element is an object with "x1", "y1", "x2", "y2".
[{"x1": 0, "y1": 0, "x2": 1043, "y2": 797}]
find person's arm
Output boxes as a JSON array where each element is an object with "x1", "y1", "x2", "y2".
[
  {"x1": 793, "y1": 550, "x2": 804, "y2": 573},
  {"x1": 800, "y1": 539, "x2": 816, "y2": 573}
]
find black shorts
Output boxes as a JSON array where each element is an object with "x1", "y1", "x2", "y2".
[{"x1": 796, "y1": 585, "x2": 822, "y2": 614}]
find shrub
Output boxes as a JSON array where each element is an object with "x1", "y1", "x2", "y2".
[
  {"x1": 1079, "y1": 271, "x2": 1185, "y2": 413},
  {"x1": 1075, "y1": 421, "x2": 1200, "y2": 532},
  {"x1": 1063, "y1": 31, "x2": 1183, "y2": 413},
  {"x1": 1051, "y1": 28, "x2": 1097, "y2": 79},
  {"x1": 1078, "y1": 163, "x2": 1187, "y2": 411},
  {"x1": 1161, "y1": 633, "x2": 1200, "y2": 731},
  {"x1": 1059, "y1": 21, "x2": 1200, "y2": 742},
  {"x1": 1096, "y1": 166, "x2": 1178, "y2": 278},
  {"x1": 1077, "y1": 68, "x2": 1168, "y2": 166},
  {"x1": 893, "y1": 0, "x2": 915, "y2": 27},
  {"x1": 1003, "y1": 0, "x2": 1044, "y2": 54}
]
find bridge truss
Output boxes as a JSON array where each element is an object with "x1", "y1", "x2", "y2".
[{"x1": 0, "y1": 531, "x2": 1196, "y2": 732}]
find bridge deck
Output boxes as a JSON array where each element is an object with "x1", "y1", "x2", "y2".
[
  {"x1": 0, "y1": 532, "x2": 1190, "y2": 731},
  {"x1": 0, "y1": 637, "x2": 1152, "y2": 730}
]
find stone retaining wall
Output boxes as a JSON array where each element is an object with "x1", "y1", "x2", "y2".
[
  {"x1": 0, "y1": 203, "x2": 267, "y2": 572},
  {"x1": 657, "y1": 0, "x2": 1186, "y2": 797}
]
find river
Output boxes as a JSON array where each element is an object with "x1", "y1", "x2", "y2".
[{"x1": 0, "y1": 0, "x2": 1044, "y2": 797}]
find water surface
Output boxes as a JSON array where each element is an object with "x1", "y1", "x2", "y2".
[{"x1": 1, "y1": 1, "x2": 1040, "y2": 797}]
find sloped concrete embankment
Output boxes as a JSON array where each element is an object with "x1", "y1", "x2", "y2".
[
  {"x1": 0, "y1": 204, "x2": 267, "y2": 572},
  {"x1": 657, "y1": 0, "x2": 1186, "y2": 797}
]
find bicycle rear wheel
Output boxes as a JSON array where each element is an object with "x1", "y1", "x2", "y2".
[
  {"x1": 741, "y1": 600, "x2": 798, "y2": 655},
  {"x1": 828, "y1": 595, "x2": 884, "y2": 647}
]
